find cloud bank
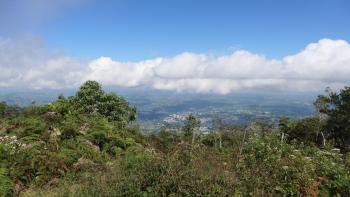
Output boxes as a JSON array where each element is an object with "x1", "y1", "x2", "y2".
[{"x1": 0, "y1": 37, "x2": 350, "y2": 94}]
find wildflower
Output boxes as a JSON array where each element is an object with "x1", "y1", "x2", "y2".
[
  {"x1": 304, "y1": 157, "x2": 312, "y2": 161},
  {"x1": 282, "y1": 166, "x2": 289, "y2": 170}
]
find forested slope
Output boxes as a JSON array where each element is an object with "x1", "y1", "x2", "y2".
[{"x1": 1, "y1": 81, "x2": 350, "y2": 196}]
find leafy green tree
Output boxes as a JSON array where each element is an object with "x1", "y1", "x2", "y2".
[
  {"x1": 0, "y1": 102, "x2": 7, "y2": 118},
  {"x1": 279, "y1": 116, "x2": 290, "y2": 142},
  {"x1": 0, "y1": 102, "x2": 21, "y2": 118},
  {"x1": 200, "y1": 132, "x2": 220, "y2": 147},
  {"x1": 284, "y1": 117, "x2": 320, "y2": 145},
  {"x1": 247, "y1": 120, "x2": 273, "y2": 134},
  {"x1": 49, "y1": 95, "x2": 72, "y2": 116},
  {"x1": 183, "y1": 114, "x2": 200, "y2": 144},
  {"x1": 71, "y1": 80, "x2": 136, "y2": 127},
  {"x1": 73, "y1": 80, "x2": 105, "y2": 114},
  {"x1": 320, "y1": 86, "x2": 350, "y2": 150},
  {"x1": 279, "y1": 112, "x2": 326, "y2": 146},
  {"x1": 98, "y1": 92, "x2": 136, "y2": 125},
  {"x1": 314, "y1": 93, "x2": 329, "y2": 146},
  {"x1": 212, "y1": 117, "x2": 224, "y2": 148}
]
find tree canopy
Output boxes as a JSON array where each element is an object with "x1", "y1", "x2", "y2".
[
  {"x1": 321, "y1": 86, "x2": 350, "y2": 150},
  {"x1": 51, "y1": 80, "x2": 136, "y2": 128}
]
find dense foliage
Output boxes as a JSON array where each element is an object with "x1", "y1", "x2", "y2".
[
  {"x1": 322, "y1": 86, "x2": 350, "y2": 150},
  {"x1": 1, "y1": 81, "x2": 350, "y2": 197}
]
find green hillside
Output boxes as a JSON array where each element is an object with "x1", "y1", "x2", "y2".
[{"x1": 1, "y1": 81, "x2": 350, "y2": 197}]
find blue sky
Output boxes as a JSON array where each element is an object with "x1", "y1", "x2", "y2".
[
  {"x1": 2, "y1": 0, "x2": 350, "y2": 60},
  {"x1": 0, "y1": 0, "x2": 350, "y2": 93},
  {"x1": 42, "y1": 0, "x2": 350, "y2": 60}
]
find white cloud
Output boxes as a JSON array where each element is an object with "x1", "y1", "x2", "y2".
[
  {"x1": 0, "y1": 36, "x2": 86, "y2": 89},
  {"x1": 0, "y1": 37, "x2": 349, "y2": 94},
  {"x1": 283, "y1": 39, "x2": 350, "y2": 81},
  {"x1": 83, "y1": 57, "x2": 159, "y2": 87}
]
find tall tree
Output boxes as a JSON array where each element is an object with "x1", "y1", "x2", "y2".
[
  {"x1": 183, "y1": 114, "x2": 201, "y2": 144},
  {"x1": 212, "y1": 117, "x2": 224, "y2": 149},
  {"x1": 71, "y1": 80, "x2": 136, "y2": 128},
  {"x1": 314, "y1": 92, "x2": 329, "y2": 146},
  {"x1": 73, "y1": 80, "x2": 104, "y2": 114},
  {"x1": 321, "y1": 86, "x2": 350, "y2": 150}
]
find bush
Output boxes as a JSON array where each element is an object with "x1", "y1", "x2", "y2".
[{"x1": 0, "y1": 166, "x2": 14, "y2": 196}]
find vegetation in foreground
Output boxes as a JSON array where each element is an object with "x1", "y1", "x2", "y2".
[{"x1": 1, "y1": 81, "x2": 350, "y2": 196}]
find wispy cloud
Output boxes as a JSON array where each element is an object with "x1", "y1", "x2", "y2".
[
  {"x1": 0, "y1": 0, "x2": 85, "y2": 33},
  {"x1": 0, "y1": 36, "x2": 349, "y2": 93}
]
